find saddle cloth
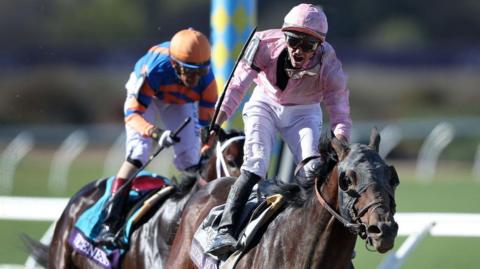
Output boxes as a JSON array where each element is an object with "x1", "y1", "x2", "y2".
[{"x1": 68, "y1": 171, "x2": 172, "y2": 269}]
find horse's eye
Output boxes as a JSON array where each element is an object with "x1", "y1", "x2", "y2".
[
  {"x1": 339, "y1": 171, "x2": 358, "y2": 196},
  {"x1": 339, "y1": 171, "x2": 351, "y2": 191}
]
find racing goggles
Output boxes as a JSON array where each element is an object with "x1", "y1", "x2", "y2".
[
  {"x1": 173, "y1": 58, "x2": 210, "y2": 76},
  {"x1": 284, "y1": 31, "x2": 321, "y2": 52}
]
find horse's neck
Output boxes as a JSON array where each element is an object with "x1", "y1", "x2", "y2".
[
  {"x1": 294, "y1": 169, "x2": 356, "y2": 268},
  {"x1": 320, "y1": 168, "x2": 341, "y2": 210}
]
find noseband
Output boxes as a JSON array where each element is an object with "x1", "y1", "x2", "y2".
[{"x1": 215, "y1": 135, "x2": 245, "y2": 177}]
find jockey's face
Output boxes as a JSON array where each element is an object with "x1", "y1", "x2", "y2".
[
  {"x1": 284, "y1": 31, "x2": 321, "y2": 69},
  {"x1": 173, "y1": 61, "x2": 209, "y2": 88}
]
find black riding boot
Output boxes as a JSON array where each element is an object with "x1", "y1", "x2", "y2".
[
  {"x1": 94, "y1": 183, "x2": 130, "y2": 248},
  {"x1": 206, "y1": 170, "x2": 261, "y2": 256}
]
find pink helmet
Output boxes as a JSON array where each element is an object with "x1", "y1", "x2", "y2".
[{"x1": 282, "y1": 4, "x2": 328, "y2": 41}]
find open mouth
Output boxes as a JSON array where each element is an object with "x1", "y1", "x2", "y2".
[{"x1": 291, "y1": 54, "x2": 304, "y2": 67}]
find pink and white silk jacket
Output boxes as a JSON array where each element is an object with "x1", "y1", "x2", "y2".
[{"x1": 220, "y1": 29, "x2": 352, "y2": 140}]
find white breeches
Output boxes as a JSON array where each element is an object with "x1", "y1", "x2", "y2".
[
  {"x1": 241, "y1": 100, "x2": 322, "y2": 177},
  {"x1": 125, "y1": 99, "x2": 200, "y2": 171}
]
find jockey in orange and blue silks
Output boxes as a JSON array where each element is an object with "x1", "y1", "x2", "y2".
[
  {"x1": 206, "y1": 4, "x2": 353, "y2": 256},
  {"x1": 94, "y1": 29, "x2": 217, "y2": 248},
  {"x1": 124, "y1": 30, "x2": 218, "y2": 173}
]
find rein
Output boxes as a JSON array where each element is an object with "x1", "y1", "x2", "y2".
[
  {"x1": 215, "y1": 135, "x2": 245, "y2": 177},
  {"x1": 314, "y1": 178, "x2": 367, "y2": 236}
]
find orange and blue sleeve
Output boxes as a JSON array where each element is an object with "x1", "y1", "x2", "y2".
[
  {"x1": 199, "y1": 78, "x2": 218, "y2": 126},
  {"x1": 124, "y1": 82, "x2": 156, "y2": 136}
]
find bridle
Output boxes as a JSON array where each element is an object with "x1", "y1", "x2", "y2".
[
  {"x1": 315, "y1": 178, "x2": 382, "y2": 241},
  {"x1": 295, "y1": 154, "x2": 390, "y2": 250},
  {"x1": 215, "y1": 135, "x2": 245, "y2": 177}
]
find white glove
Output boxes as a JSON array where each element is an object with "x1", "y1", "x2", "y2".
[{"x1": 158, "y1": 130, "x2": 178, "y2": 148}]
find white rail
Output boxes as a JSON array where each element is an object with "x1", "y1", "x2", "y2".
[
  {"x1": 395, "y1": 212, "x2": 480, "y2": 237},
  {"x1": 1, "y1": 197, "x2": 480, "y2": 269},
  {"x1": 0, "y1": 196, "x2": 68, "y2": 221}
]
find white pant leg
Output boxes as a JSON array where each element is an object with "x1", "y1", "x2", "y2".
[
  {"x1": 278, "y1": 104, "x2": 322, "y2": 164},
  {"x1": 241, "y1": 101, "x2": 277, "y2": 177},
  {"x1": 125, "y1": 103, "x2": 159, "y2": 165},
  {"x1": 155, "y1": 101, "x2": 200, "y2": 171},
  {"x1": 125, "y1": 100, "x2": 200, "y2": 171}
]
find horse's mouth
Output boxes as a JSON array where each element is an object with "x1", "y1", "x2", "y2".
[
  {"x1": 368, "y1": 235, "x2": 395, "y2": 253},
  {"x1": 366, "y1": 220, "x2": 398, "y2": 253}
]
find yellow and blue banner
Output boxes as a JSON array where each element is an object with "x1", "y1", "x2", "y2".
[{"x1": 210, "y1": 0, "x2": 256, "y2": 129}]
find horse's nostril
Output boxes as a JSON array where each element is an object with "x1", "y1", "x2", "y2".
[{"x1": 367, "y1": 224, "x2": 382, "y2": 235}]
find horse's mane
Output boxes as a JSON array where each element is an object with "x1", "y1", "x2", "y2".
[
  {"x1": 173, "y1": 171, "x2": 198, "y2": 196},
  {"x1": 263, "y1": 131, "x2": 342, "y2": 207},
  {"x1": 222, "y1": 128, "x2": 245, "y2": 140}
]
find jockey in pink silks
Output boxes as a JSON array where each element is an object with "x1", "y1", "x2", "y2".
[{"x1": 206, "y1": 3, "x2": 352, "y2": 256}]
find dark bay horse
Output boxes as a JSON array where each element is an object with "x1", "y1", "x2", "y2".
[
  {"x1": 167, "y1": 129, "x2": 399, "y2": 269},
  {"x1": 25, "y1": 129, "x2": 244, "y2": 269}
]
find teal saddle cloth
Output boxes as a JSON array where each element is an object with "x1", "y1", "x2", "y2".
[{"x1": 68, "y1": 171, "x2": 171, "y2": 269}]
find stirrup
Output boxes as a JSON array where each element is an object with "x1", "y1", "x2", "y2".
[
  {"x1": 95, "y1": 234, "x2": 118, "y2": 248},
  {"x1": 94, "y1": 225, "x2": 118, "y2": 247}
]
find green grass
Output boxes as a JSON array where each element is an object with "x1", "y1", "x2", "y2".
[
  {"x1": 1, "y1": 153, "x2": 480, "y2": 267},
  {"x1": 11, "y1": 149, "x2": 105, "y2": 197},
  {"x1": 0, "y1": 221, "x2": 51, "y2": 265}
]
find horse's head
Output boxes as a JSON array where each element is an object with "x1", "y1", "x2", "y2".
[
  {"x1": 200, "y1": 128, "x2": 245, "y2": 181},
  {"x1": 331, "y1": 128, "x2": 399, "y2": 253}
]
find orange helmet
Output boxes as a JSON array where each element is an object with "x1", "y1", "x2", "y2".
[{"x1": 169, "y1": 28, "x2": 211, "y2": 65}]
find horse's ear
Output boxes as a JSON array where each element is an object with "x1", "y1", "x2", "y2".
[
  {"x1": 368, "y1": 127, "x2": 381, "y2": 153},
  {"x1": 389, "y1": 165, "x2": 400, "y2": 188},
  {"x1": 331, "y1": 136, "x2": 348, "y2": 160}
]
